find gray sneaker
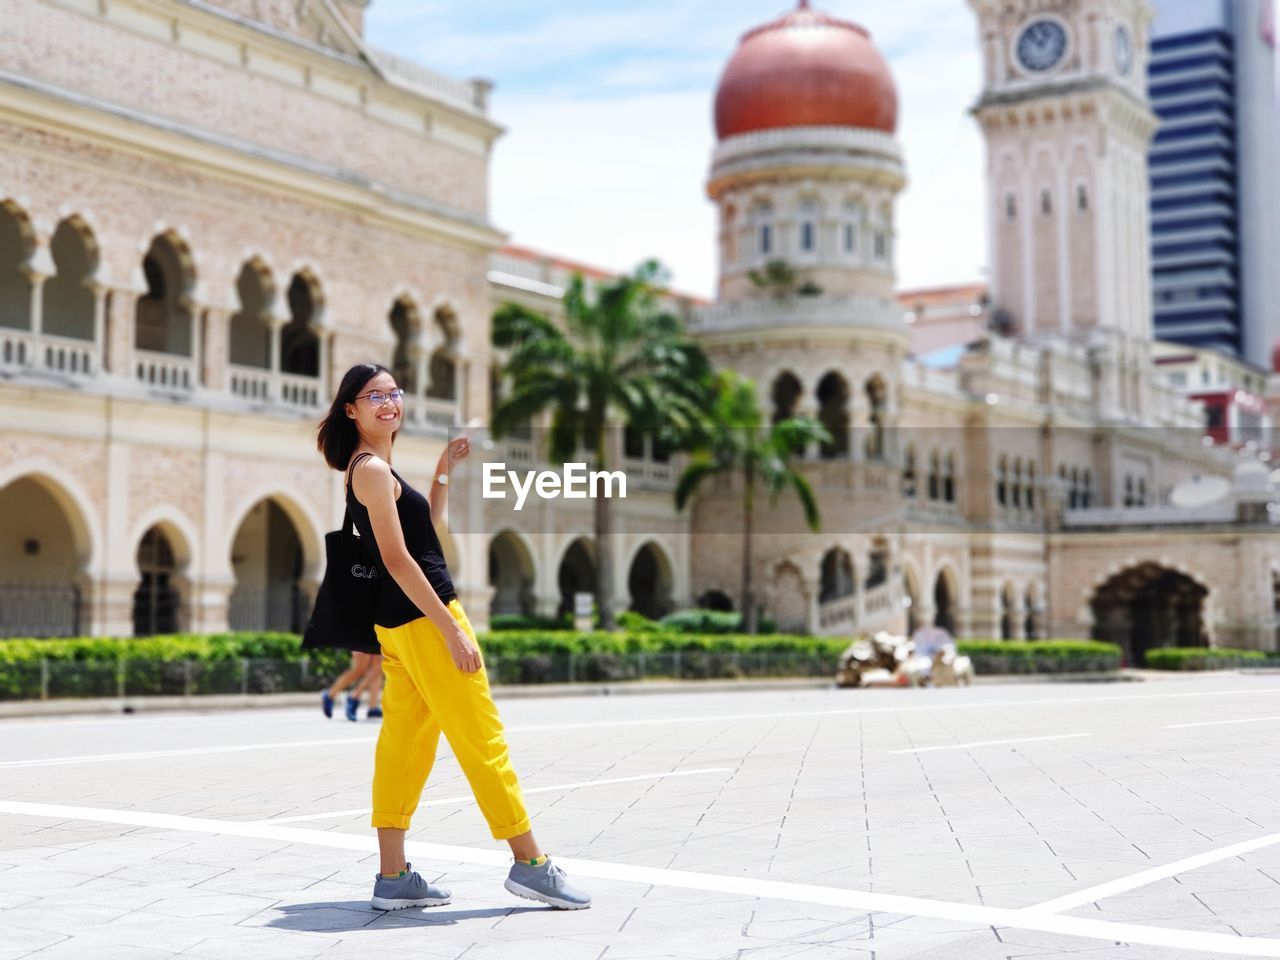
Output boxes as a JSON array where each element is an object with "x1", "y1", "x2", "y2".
[
  {"x1": 370, "y1": 862, "x2": 451, "y2": 911},
  {"x1": 504, "y1": 857, "x2": 592, "y2": 910}
]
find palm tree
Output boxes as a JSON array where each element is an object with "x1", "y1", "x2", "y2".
[
  {"x1": 674, "y1": 370, "x2": 831, "y2": 634},
  {"x1": 491, "y1": 260, "x2": 711, "y2": 631}
]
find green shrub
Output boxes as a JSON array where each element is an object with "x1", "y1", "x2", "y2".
[
  {"x1": 1143, "y1": 647, "x2": 1268, "y2": 670},
  {"x1": 956, "y1": 640, "x2": 1122, "y2": 675},
  {"x1": 657, "y1": 609, "x2": 777, "y2": 634}
]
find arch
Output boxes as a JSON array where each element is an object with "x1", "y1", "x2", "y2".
[
  {"x1": 132, "y1": 523, "x2": 189, "y2": 636},
  {"x1": 1000, "y1": 581, "x2": 1017, "y2": 640},
  {"x1": 815, "y1": 371, "x2": 849, "y2": 459},
  {"x1": 770, "y1": 559, "x2": 806, "y2": 633},
  {"x1": 556, "y1": 536, "x2": 596, "y2": 620},
  {"x1": 221, "y1": 487, "x2": 323, "y2": 584},
  {"x1": 227, "y1": 495, "x2": 316, "y2": 632},
  {"x1": 1024, "y1": 582, "x2": 1043, "y2": 639},
  {"x1": 229, "y1": 257, "x2": 275, "y2": 369},
  {"x1": 902, "y1": 445, "x2": 917, "y2": 497},
  {"x1": 135, "y1": 230, "x2": 196, "y2": 355},
  {"x1": 698, "y1": 589, "x2": 734, "y2": 612},
  {"x1": 626, "y1": 540, "x2": 675, "y2": 620},
  {"x1": 0, "y1": 461, "x2": 98, "y2": 573},
  {"x1": 426, "y1": 304, "x2": 460, "y2": 401},
  {"x1": 932, "y1": 564, "x2": 959, "y2": 635},
  {"x1": 865, "y1": 537, "x2": 890, "y2": 590},
  {"x1": 1089, "y1": 563, "x2": 1208, "y2": 664},
  {"x1": 943, "y1": 452, "x2": 957, "y2": 503},
  {"x1": 901, "y1": 560, "x2": 922, "y2": 635},
  {"x1": 127, "y1": 505, "x2": 198, "y2": 574},
  {"x1": 819, "y1": 547, "x2": 856, "y2": 603},
  {"x1": 489, "y1": 528, "x2": 536, "y2": 617},
  {"x1": 864, "y1": 375, "x2": 887, "y2": 461},
  {"x1": 388, "y1": 294, "x2": 422, "y2": 394},
  {"x1": 771, "y1": 370, "x2": 803, "y2": 425},
  {"x1": 42, "y1": 215, "x2": 99, "y2": 341},
  {"x1": 0, "y1": 198, "x2": 35, "y2": 330},
  {"x1": 281, "y1": 269, "x2": 322, "y2": 377},
  {"x1": 0, "y1": 467, "x2": 97, "y2": 637}
]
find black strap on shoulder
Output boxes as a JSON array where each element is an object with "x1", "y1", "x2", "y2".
[
  {"x1": 346, "y1": 451, "x2": 376, "y2": 492},
  {"x1": 344, "y1": 452, "x2": 376, "y2": 540}
]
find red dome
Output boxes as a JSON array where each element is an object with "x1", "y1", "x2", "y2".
[{"x1": 714, "y1": 1, "x2": 898, "y2": 140}]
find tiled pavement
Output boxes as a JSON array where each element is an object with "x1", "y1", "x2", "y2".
[{"x1": 4, "y1": 676, "x2": 1280, "y2": 958}]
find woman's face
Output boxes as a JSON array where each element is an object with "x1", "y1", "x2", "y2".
[{"x1": 345, "y1": 370, "x2": 403, "y2": 440}]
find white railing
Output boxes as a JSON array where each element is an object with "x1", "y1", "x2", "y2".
[
  {"x1": 621, "y1": 457, "x2": 676, "y2": 491},
  {"x1": 818, "y1": 593, "x2": 858, "y2": 630},
  {"x1": 278, "y1": 372, "x2": 322, "y2": 411},
  {"x1": 135, "y1": 350, "x2": 196, "y2": 391},
  {"x1": 227, "y1": 365, "x2": 272, "y2": 402},
  {"x1": 689, "y1": 295, "x2": 901, "y2": 334},
  {"x1": 403, "y1": 394, "x2": 459, "y2": 431},
  {"x1": 368, "y1": 47, "x2": 487, "y2": 112},
  {"x1": 864, "y1": 583, "x2": 894, "y2": 617},
  {"x1": 1063, "y1": 502, "x2": 1238, "y2": 527},
  {"x1": 1, "y1": 329, "x2": 99, "y2": 379},
  {"x1": 502, "y1": 438, "x2": 536, "y2": 467}
]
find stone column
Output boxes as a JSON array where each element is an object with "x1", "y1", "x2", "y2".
[
  {"x1": 802, "y1": 575, "x2": 821, "y2": 635},
  {"x1": 25, "y1": 269, "x2": 48, "y2": 339},
  {"x1": 89, "y1": 576, "x2": 140, "y2": 637},
  {"x1": 202, "y1": 307, "x2": 231, "y2": 391},
  {"x1": 267, "y1": 310, "x2": 288, "y2": 400},
  {"x1": 189, "y1": 577, "x2": 235, "y2": 633},
  {"x1": 90, "y1": 283, "x2": 108, "y2": 375},
  {"x1": 105, "y1": 287, "x2": 141, "y2": 378}
]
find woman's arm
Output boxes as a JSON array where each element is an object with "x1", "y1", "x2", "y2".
[
  {"x1": 428, "y1": 436, "x2": 469, "y2": 519},
  {"x1": 353, "y1": 456, "x2": 481, "y2": 673}
]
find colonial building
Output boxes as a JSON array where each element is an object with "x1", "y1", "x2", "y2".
[{"x1": 3, "y1": 0, "x2": 1280, "y2": 662}]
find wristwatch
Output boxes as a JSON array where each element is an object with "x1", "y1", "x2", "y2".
[{"x1": 435, "y1": 473, "x2": 449, "y2": 485}]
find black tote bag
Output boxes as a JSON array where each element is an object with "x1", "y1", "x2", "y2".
[{"x1": 303, "y1": 509, "x2": 381, "y2": 654}]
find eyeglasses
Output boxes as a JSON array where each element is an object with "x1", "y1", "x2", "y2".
[{"x1": 354, "y1": 388, "x2": 404, "y2": 407}]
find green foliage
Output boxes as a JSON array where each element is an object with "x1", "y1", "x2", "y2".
[
  {"x1": 1142, "y1": 647, "x2": 1269, "y2": 670},
  {"x1": 616, "y1": 610, "x2": 662, "y2": 633},
  {"x1": 957, "y1": 639, "x2": 1122, "y2": 674},
  {"x1": 488, "y1": 613, "x2": 571, "y2": 632},
  {"x1": 657, "y1": 609, "x2": 777, "y2": 635},
  {"x1": 747, "y1": 259, "x2": 823, "y2": 300}
]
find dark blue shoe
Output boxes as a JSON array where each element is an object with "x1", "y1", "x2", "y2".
[
  {"x1": 321, "y1": 691, "x2": 334, "y2": 718},
  {"x1": 367, "y1": 707, "x2": 382, "y2": 721},
  {"x1": 345, "y1": 695, "x2": 359, "y2": 722}
]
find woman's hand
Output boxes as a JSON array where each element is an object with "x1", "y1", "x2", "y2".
[
  {"x1": 443, "y1": 617, "x2": 482, "y2": 673},
  {"x1": 445, "y1": 436, "x2": 470, "y2": 465}
]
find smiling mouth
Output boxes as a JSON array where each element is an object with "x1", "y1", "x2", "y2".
[{"x1": 378, "y1": 412, "x2": 399, "y2": 422}]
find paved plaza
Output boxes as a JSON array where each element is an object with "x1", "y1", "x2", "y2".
[{"x1": 4, "y1": 677, "x2": 1280, "y2": 959}]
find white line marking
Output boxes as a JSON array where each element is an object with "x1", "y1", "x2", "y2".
[
  {"x1": 1165, "y1": 715, "x2": 1280, "y2": 730},
  {"x1": 7, "y1": 684, "x2": 1280, "y2": 770},
  {"x1": 264, "y1": 767, "x2": 734, "y2": 823},
  {"x1": 1, "y1": 801, "x2": 1277, "y2": 957},
  {"x1": 1028, "y1": 827, "x2": 1280, "y2": 916},
  {"x1": 0, "y1": 736, "x2": 377, "y2": 769},
  {"x1": 887, "y1": 733, "x2": 1092, "y2": 755}
]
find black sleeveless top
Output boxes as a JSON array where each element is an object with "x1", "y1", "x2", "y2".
[{"x1": 346, "y1": 452, "x2": 456, "y2": 628}]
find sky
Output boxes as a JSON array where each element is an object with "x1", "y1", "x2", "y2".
[{"x1": 361, "y1": 0, "x2": 1276, "y2": 301}]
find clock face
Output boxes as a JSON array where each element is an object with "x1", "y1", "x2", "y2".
[
  {"x1": 1016, "y1": 19, "x2": 1069, "y2": 72},
  {"x1": 1114, "y1": 24, "x2": 1133, "y2": 75}
]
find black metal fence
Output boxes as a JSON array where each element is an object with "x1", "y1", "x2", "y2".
[{"x1": 0, "y1": 583, "x2": 80, "y2": 637}]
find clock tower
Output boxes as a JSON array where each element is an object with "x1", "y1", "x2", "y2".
[{"x1": 968, "y1": 0, "x2": 1157, "y2": 343}]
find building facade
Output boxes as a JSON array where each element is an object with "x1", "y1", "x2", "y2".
[
  {"x1": 4, "y1": 0, "x2": 1280, "y2": 664},
  {"x1": 1146, "y1": 0, "x2": 1280, "y2": 364}
]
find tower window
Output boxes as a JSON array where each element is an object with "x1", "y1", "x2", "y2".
[
  {"x1": 843, "y1": 223, "x2": 856, "y2": 252},
  {"x1": 1005, "y1": 193, "x2": 1016, "y2": 221},
  {"x1": 760, "y1": 224, "x2": 773, "y2": 256},
  {"x1": 874, "y1": 231, "x2": 886, "y2": 259},
  {"x1": 1077, "y1": 184, "x2": 1089, "y2": 211},
  {"x1": 1040, "y1": 190, "x2": 1052, "y2": 215},
  {"x1": 800, "y1": 222, "x2": 815, "y2": 253}
]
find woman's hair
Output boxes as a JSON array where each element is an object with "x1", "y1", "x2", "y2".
[{"x1": 317, "y1": 362, "x2": 396, "y2": 470}]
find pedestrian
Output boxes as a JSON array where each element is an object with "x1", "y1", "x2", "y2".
[
  {"x1": 321, "y1": 651, "x2": 384, "y2": 721},
  {"x1": 316, "y1": 362, "x2": 591, "y2": 912}
]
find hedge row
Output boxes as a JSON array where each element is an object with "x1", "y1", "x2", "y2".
[
  {"x1": 1143, "y1": 647, "x2": 1270, "y2": 670},
  {"x1": 957, "y1": 640, "x2": 1122, "y2": 675}
]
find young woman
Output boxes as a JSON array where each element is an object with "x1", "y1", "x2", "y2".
[{"x1": 316, "y1": 362, "x2": 590, "y2": 911}]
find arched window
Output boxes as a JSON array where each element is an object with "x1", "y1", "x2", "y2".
[
  {"x1": 816, "y1": 372, "x2": 849, "y2": 459},
  {"x1": 902, "y1": 447, "x2": 917, "y2": 498},
  {"x1": 797, "y1": 198, "x2": 819, "y2": 255},
  {"x1": 866, "y1": 539, "x2": 889, "y2": 590},
  {"x1": 771, "y1": 371, "x2": 802, "y2": 425},
  {"x1": 1040, "y1": 189, "x2": 1052, "y2": 216},
  {"x1": 1069, "y1": 467, "x2": 1080, "y2": 509},
  {"x1": 42, "y1": 217, "x2": 98, "y2": 341},
  {"x1": 1076, "y1": 183, "x2": 1089, "y2": 212},
  {"x1": 996, "y1": 456, "x2": 1008, "y2": 507},
  {"x1": 1012, "y1": 459, "x2": 1023, "y2": 508},
  {"x1": 864, "y1": 377, "x2": 887, "y2": 461},
  {"x1": 1082, "y1": 470, "x2": 1094, "y2": 508},
  {"x1": 842, "y1": 200, "x2": 861, "y2": 254},
  {"x1": 135, "y1": 232, "x2": 195, "y2": 356},
  {"x1": 927, "y1": 450, "x2": 941, "y2": 501},
  {"x1": 229, "y1": 258, "x2": 273, "y2": 369},
  {"x1": 427, "y1": 305, "x2": 460, "y2": 401},
  {"x1": 752, "y1": 201, "x2": 774, "y2": 259},
  {"x1": 281, "y1": 271, "x2": 321, "y2": 377},
  {"x1": 0, "y1": 199, "x2": 34, "y2": 331},
  {"x1": 819, "y1": 548, "x2": 856, "y2": 603},
  {"x1": 389, "y1": 296, "x2": 420, "y2": 394},
  {"x1": 1026, "y1": 462, "x2": 1037, "y2": 511},
  {"x1": 1004, "y1": 192, "x2": 1017, "y2": 221},
  {"x1": 943, "y1": 453, "x2": 956, "y2": 503}
]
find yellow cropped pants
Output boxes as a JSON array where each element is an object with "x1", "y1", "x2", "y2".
[{"x1": 370, "y1": 599, "x2": 531, "y2": 840}]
